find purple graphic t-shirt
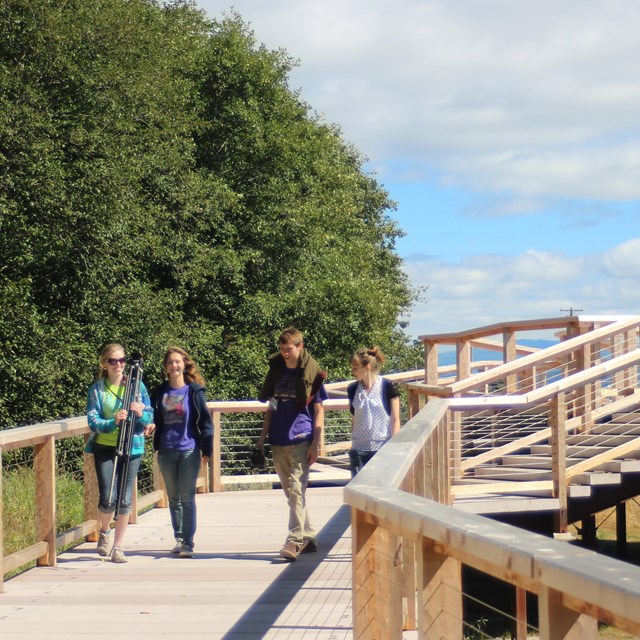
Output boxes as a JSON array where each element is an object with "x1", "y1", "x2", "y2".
[
  {"x1": 268, "y1": 368, "x2": 328, "y2": 446},
  {"x1": 158, "y1": 384, "x2": 196, "y2": 451}
]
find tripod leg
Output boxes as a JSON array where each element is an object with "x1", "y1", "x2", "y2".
[
  {"x1": 114, "y1": 454, "x2": 131, "y2": 522},
  {"x1": 108, "y1": 452, "x2": 118, "y2": 514}
]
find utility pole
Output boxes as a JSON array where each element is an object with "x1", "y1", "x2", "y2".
[{"x1": 560, "y1": 307, "x2": 583, "y2": 316}]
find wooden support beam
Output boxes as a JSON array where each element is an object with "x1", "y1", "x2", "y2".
[
  {"x1": 581, "y1": 515, "x2": 597, "y2": 549},
  {"x1": 211, "y1": 411, "x2": 222, "y2": 493},
  {"x1": 549, "y1": 393, "x2": 568, "y2": 533},
  {"x1": 538, "y1": 586, "x2": 597, "y2": 639},
  {"x1": 83, "y1": 437, "x2": 99, "y2": 541},
  {"x1": 352, "y1": 509, "x2": 403, "y2": 639},
  {"x1": 0, "y1": 449, "x2": 3, "y2": 593},
  {"x1": 417, "y1": 538, "x2": 462, "y2": 639},
  {"x1": 34, "y1": 436, "x2": 56, "y2": 567},
  {"x1": 425, "y1": 341, "x2": 438, "y2": 387},
  {"x1": 616, "y1": 502, "x2": 627, "y2": 559},
  {"x1": 130, "y1": 477, "x2": 139, "y2": 523},
  {"x1": 504, "y1": 328, "x2": 518, "y2": 392},
  {"x1": 515, "y1": 587, "x2": 528, "y2": 640},
  {"x1": 456, "y1": 339, "x2": 471, "y2": 381}
]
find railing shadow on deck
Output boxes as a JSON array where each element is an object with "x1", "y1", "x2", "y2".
[{"x1": 221, "y1": 504, "x2": 351, "y2": 639}]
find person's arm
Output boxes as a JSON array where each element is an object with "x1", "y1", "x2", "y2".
[
  {"x1": 389, "y1": 396, "x2": 400, "y2": 437},
  {"x1": 195, "y1": 388, "x2": 214, "y2": 463},
  {"x1": 256, "y1": 406, "x2": 272, "y2": 452},
  {"x1": 87, "y1": 384, "x2": 117, "y2": 434},
  {"x1": 308, "y1": 400, "x2": 324, "y2": 465}
]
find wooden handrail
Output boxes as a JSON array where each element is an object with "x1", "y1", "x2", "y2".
[
  {"x1": 459, "y1": 391, "x2": 640, "y2": 473},
  {"x1": 345, "y1": 396, "x2": 640, "y2": 639},
  {"x1": 408, "y1": 316, "x2": 640, "y2": 399},
  {"x1": 418, "y1": 314, "x2": 583, "y2": 342}
]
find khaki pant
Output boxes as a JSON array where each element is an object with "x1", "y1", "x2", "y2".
[{"x1": 272, "y1": 441, "x2": 316, "y2": 545}]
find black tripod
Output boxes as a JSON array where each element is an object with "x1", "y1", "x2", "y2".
[{"x1": 108, "y1": 353, "x2": 144, "y2": 521}]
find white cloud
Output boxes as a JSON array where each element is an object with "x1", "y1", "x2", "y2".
[
  {"x1": 197, "y1": 1, "x2": 640, "y2": 337},
  {"x1": 200, "y1": 0, "x2": 640, "y2": 202},
  {"x1": 403, "y1": 243, "x2": 640, "y2": 337},
  {"x1": 602, "y1": 238, "x2": 640, "y2": 277}
]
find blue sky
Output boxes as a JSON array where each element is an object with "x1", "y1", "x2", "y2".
[{"x1": 196, "y1": 0, "x2": 640, "y2": 338}]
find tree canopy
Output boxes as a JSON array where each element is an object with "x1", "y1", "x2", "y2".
[{"x1": 0, "y1": 0, "x2": 418, "y2": 427}]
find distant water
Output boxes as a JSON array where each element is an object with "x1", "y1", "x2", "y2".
[{"x1": 437, "y1": 339, "x2": 557, "y2": 367}]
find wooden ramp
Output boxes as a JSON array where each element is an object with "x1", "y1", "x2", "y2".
[{"x1": 0, "y1": 487, "x2": 355, "y2": 639}]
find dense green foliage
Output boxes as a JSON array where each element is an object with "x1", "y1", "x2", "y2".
[{"x1": 0, "y1": 0, "x2": 419, "y2": 428}]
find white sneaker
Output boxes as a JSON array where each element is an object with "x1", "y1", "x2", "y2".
[
  {"x1": 171, "y1": 539, "x2": 183, "y2": 554},
  {"x1": 111, "y1": 547, "x2": 127, "y2": 563},
  {"x1": 96, "y1": 530, "x2": 111, "y2": 557}
]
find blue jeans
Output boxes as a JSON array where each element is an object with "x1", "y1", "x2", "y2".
[
  {"x1": 93, "y1": 444, "x2": 142, "y2": 516},
  {"x1": 157, "y1": 449, "x2": 201, "y2": 547},
  {"x1": 349, "y1": 449, "x2": 377, "y2": 478}
]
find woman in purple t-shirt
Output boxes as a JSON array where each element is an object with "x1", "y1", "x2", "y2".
[{"x1": 152, "y1": 347, "x2": 214, "y2": 558}]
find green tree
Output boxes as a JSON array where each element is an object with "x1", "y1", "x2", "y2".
[{"x1": 0, "y1": 1, "x2": 420, "y2": 428}]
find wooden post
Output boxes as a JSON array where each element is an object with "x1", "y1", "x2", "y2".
[
  {"x1": 414, "y1": 447, "x2": 426, "y2": 499},
  {"x1": 401, "y1": 537, "x2": 417, "y2": 630},
  {"x1": 515, "y1": 586, "x2": 528, "y2": 640},
  {"x1": 441, "y1": 412, "x2": 452, "y2": 505},
  {"x1": 153, "y1": 451, "x2": 168, "y2": 508},
  {"x1": 83, "y1": 437, "x2": 99, "y2": 541},
  {"x1": 456, "y1": 338, "x2": 471, "y2": 381},
  {"x1": 417, "y1": 538, "x2": 462, "y2": 639},
  {"x1": 408, "y1": 387, "x2": 420, "y2": 419},
  {"x1": 129, "y1": 476, "x2": 139, "y2": 523},
  {"x1": 549, "y1": 393, "x2": 568, "y2": 533},
  {"x1": 211, "y1": 410, "x2": 222, "y2": 493},
  {"x1": 623, "y1": 329, "x2": 636, "y2": 390},
  {"x1": 581, "y1": 514, "x2": 597, "y2": 549},
  {"x1": 617, "y1": 501, "x2": 627, "y2": 558},
  {"x1": 574, "y1": 345, "x2": 592, "y2": 431},
  {"x1": 425, "y1": 340, "x2": 438, "y2": 386},
  {"x1": 503, "y1": 328, "x2": 518, "y2": 392},
  {"x1": 449, "y1": 409, "x2": 462, "y2": 482},
  {"x1": 0, "y1": 449, "x2": 4, "y2": 593},
  {"x1": 538, "y1": 585, "x2": 597, "y2": 639},
  {"x1": 34, "y1": 436, "x2": 56, "y2": 567},
  {"x1": 352, "y1": 509, "x2": 402, "y2": 640}
]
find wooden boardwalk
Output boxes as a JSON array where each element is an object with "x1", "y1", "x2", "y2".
[{"x1": 0, "y1": 486, "x2": 355, "y2": 639}]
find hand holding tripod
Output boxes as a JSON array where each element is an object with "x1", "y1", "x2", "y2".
[{"x1": 109, "y1": 353, "x2": 144, "y2": 521}]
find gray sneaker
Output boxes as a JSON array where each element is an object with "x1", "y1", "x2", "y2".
[
  {"x1": 111, "y1": 546, "x2": 127, "y2": 563},
  {"x1": 96, "y1": 530, "x2": 111, "y2": 557},
  {"x1": 179, "y1": 543, "x2": 194, "y2": 558},
  {"x1": 171, "y1": 538, "x2": 183, "y2": 554}
]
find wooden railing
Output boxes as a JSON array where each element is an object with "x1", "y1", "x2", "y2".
[
  {"x1": 0, "y1": 417, "x2": 202, "y2": 592},
  {"x1": 344, "y1": 315, "x2": 640, "y2": 638},
  {"x1": 418, "y1": 314, "x2": 638, "y2": 389},
  {"x1": 344, "y1": 396, "x2": 640, "y2": 639}
]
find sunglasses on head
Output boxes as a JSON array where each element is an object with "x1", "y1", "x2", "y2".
[{"x1": 107, "y1": 357, "x2": 127, "y2": 365}]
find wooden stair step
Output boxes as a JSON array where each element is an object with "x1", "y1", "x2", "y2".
[
  {"x1": 569, "y1": 472, "x2": 622, "y2": 486},
  {"x1": 608, "y1": 412, "x2": 640, "y2": 424},
  {"x1": 530, "y1": 444, "x2": 640, "y2": 458},
  {"x1": 591, "y1": 422, "x2": 640, "y2": 435},
  {"x1": 473, "y1": 467, "x2": 552, "y2": 481},
  {"x1": 601, "y1": 459, "x2": 640, "y2": 473},
  {"x1": 566, "y1": 434, "x2": 639, "y2": 447}
]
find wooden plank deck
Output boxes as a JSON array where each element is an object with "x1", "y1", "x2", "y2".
[{"x1": 0, "y1": 486, "x2": 355, "y2": 639}]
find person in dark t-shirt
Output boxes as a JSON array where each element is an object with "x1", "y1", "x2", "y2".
[{"x1": 256, "y1": 327, "x2": 327, "y2": 561}]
